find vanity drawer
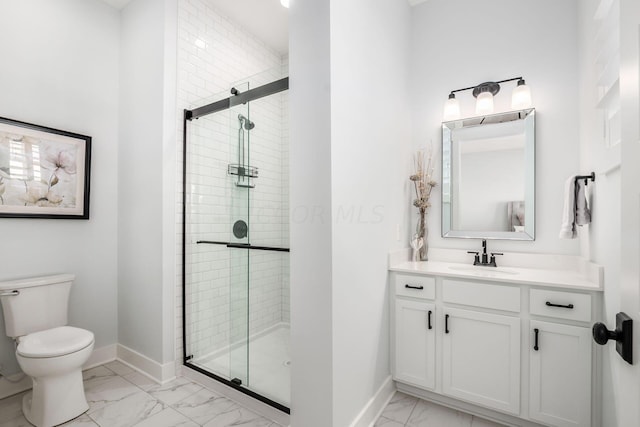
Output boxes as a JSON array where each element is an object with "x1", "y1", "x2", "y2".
[
  {"x1": 530, "y1": 289, "x2": 591, "y2": 322},
  {"x1": 443, "y1": 279, "x2": 520, "y2": 312},
  {"x1": 394, "y1": 274, "x2": 436, "y2": 300}
]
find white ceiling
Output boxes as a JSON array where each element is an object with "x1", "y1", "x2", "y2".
[
  {"x1": 100, "y1": 0, "x2": 428, "y2": 55},
  {"x1": 100, "y1": 0, "x2": 131, "y2": 9},
  {"x1": 208, "y1": 0, "x2": 289, "y2": 55}
]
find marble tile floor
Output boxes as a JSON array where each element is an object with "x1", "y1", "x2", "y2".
[
  {"x1": 375, "y1": 392, "x2": 508, "y2": 427},
  {"x1": 0, "y1": 361, "x2": 283, "y2": 427}
]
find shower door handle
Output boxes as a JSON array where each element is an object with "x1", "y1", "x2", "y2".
[
  {"x1": 226, "y1": 243, "x2": 290, "y2": 252},
  {"x1": 197, "y1": 240, "x2": 290, "y2": 253}
]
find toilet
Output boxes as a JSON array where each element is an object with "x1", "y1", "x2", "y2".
[{"x1": 0, "y1": 274, "x2": 94, "y2": 427}]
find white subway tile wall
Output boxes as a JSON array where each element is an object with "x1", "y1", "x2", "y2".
[{"x1": 175, "y1": 0, "x2": 289, "y2": 373}]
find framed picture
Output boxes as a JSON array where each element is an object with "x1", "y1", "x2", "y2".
[{"x1": 0, "y1": 117, "x2": 91, "y2": 219}]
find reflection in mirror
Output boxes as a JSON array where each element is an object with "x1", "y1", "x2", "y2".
[{"x1": 442, "y1": 108, "x2": 535, "y2": 240}]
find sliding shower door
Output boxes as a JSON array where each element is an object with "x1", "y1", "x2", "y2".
[{"x1": 183, "y1": 75, "x2": 290, "y2": 411}]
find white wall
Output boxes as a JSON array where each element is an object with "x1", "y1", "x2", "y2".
[
  {"x1": 118, "y1": 0, "x2": 177, "y2": 366},
  {"x1": 411, "y1": 0, "x2": 581, "y2": 256},
  {"x1": 576, "y1": 1, "x2": 620, "y2": 425},
  {"x1": 0, "y1": 0, "x2": 119, "y2": 376},
  {"x1": 329, "y1": 0, "x2": 412, "y2": 425},
  {"x1": 289, "y1": 0, "x2": 334, "y2": 424},
  {"x1": 290, "y1": 0, "x2": 413, "y2": 424}
]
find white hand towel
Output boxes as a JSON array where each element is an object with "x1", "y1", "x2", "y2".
[
  {"x1": 575, "y1": 180, "x2": 592, "y2": 225},
  {"x1": 559, "y1": 175, "x2": 577, "y2": 239}
]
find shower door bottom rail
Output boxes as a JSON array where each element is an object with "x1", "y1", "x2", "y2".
[{"x1": 197, "y1": 240, "x2": 290, "y2": 252}]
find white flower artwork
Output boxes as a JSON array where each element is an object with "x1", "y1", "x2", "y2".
[{"x1": 0, "y1": 118, "x2": 91, "y2": 218}]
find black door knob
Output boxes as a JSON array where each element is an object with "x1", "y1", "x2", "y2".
[
  {"x1": 592, "y1": 312, "x2": 633, "y2": 365},
  {"x1": 592, "y1": 322, "x2": 617, "y2": 345}
]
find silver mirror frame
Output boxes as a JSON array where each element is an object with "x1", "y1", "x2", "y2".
[{"x1": 441, "y1": 108, "x2": 535, "y2": 241}]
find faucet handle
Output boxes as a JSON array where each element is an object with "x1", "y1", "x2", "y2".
[
  {"x1": 467, "y1": 251, "x2": 480, "y2": 265},
  {"x1": 489, "y1": 252, "x2": 503, "y2": 267}
]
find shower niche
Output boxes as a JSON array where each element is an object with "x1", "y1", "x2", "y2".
[{"x1": 182, "y1": 74, "x2": 290, "y2": 412}]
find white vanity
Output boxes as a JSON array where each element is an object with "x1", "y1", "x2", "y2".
[{"x1": 389, "y1": 250, "x2": 603, "y2": 427}]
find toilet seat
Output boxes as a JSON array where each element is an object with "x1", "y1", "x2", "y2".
[{"x1": 17, "y1": 326, "x2": 94, "y2": 358}]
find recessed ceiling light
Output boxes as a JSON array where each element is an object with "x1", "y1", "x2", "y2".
[
  {"x1": 195, "y1": 39, "x2": 206, "y2": 49},
  {"x1": 280, "y1": 0, "x2": 289, "y2": 8}
]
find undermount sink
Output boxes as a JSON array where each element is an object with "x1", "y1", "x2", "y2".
[{"x1": 447, "y1": 265, "x2": 520, "y2": 276}]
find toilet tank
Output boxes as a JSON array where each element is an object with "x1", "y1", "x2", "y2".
[{"x1": 0, "y1": 274, "x2": 75, "y2": 338}]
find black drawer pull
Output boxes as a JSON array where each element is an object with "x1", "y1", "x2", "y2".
[
  {"x1": 427, "y1": 310, "x2": 432, "y2": 330},
  {"x1": 546, "y1": 301, "x2": 574, "y2": 309},
  {"x1": 445, "y1": 314, "x2": 450, "y2": 334},
  {"x1": 534, "y1": 328, "x2": 539, "y2": 351},
  {"x1": 405, "y1": 284, "x2": 424, "y2": 290}
]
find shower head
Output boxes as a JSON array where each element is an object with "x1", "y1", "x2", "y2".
[{"x1": 238, "y1": 114, "x2": 255, "y2": 130}]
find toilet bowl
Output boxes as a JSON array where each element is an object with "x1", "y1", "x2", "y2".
[
  {"x1": 0, "y1": 274, "x2": 95, "y2": 427},
  {"x1": 17, "y1": 326, "x2": 95, "y2": 427}
]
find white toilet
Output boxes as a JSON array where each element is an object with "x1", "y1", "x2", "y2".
[{"x1": 0, "y1": 274, "x2": 94, "y2": 427}]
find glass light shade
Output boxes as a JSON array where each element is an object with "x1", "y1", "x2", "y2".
[
  {"x1": 475, "y1": 91, "x2": 494, "y2": 115},
  {"x1": 280, "y1": 0, "x2": 289, "y2": 7},
  {"x1": 443, "y1": 97, "x2": 461, "y2": 121},
  {"x1": 511, "y1": 83, "x2": 532, "y2": 109}
]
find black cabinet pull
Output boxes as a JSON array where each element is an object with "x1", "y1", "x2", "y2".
[
  {"x1": 427, "y1": 310, "x2": 432, "y2": 330},
  {"x1": 534, "y1": 328, "x2": 539, "y2": 351},
  {"x1": 546, "y1": 301, "x2": 574, "y2": 309},
  {"x1": 445, "y1": 314, "x2": 450, "y2": 334},
  {"x1": 405, "y1": 284, "x2": 424, "y2": 290}
]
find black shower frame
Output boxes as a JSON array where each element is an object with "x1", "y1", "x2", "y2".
[{"x1": 181, "y1": 77, "x2": 290, "y2": 414}]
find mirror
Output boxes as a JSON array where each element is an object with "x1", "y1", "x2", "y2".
[{"x1": 442, "y1": 108, "x2": 535, "y2": 240}]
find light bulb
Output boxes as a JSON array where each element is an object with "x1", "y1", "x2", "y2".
[
  {"x1": 475, "y1": 91, "x2": 494, "y2": 115},
  {"x1": 512, "y1": 79, "x2": 532, "y2": 109},
  {"x1": 280, "y1": 0, "x2": 289, "y2": 8},
  {"x1": 443, "y1": 94, "x2": 461, "y2": 121}
]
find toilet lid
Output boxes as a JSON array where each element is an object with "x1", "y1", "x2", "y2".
[{"x1": 17, "y1": 326, "x2": 94, "y2": 358}]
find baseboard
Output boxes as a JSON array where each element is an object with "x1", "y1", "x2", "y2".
[
  {"x1": 349, "y1": 376, "x2": 396, "y2": 427},
  {"x1": 0, "y1": 371, "x2": 31, "y2": 400},
  {"x1": 83, "y1": 343, "x2": 117, "y2": 370},
  {"x1": 0, "y1": 343, "x2": 117, "y2": 400},
  {"x1": 116, "y1": 344, "x2": 176, "y2": 384}
]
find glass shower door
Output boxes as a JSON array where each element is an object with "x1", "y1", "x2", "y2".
[
  {"x1": 183, "y1": 89, "x2": 252, "y2": 387},
  {"x1": 227, "y1": 96, "x2": 251, "y2": 387},
  {"x1": 183, "y1": 73, "x2": 290, "y2": 411}
]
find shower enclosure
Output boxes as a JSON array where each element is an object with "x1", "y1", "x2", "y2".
[{"x1": 182, "y1": 75, "x2": 290, "y2": 412}]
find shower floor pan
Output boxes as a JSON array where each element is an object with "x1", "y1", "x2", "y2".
[{"x1": 196, "y1": 323, "x2": 290, "y2": 407}]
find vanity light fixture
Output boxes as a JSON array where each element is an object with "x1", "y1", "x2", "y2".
[
  {"x1": 443, "y1": 77, "x2": 532, "y2": 120},
  {"x1": 443, "y1": 93, "x2": 461, "y2": 121},
  {"x1": 511, "y1": 78, "x2": 532, "y2": 110}
]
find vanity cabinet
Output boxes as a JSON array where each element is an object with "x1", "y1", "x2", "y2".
[
  {"x1": 394, "y1": 299, "x2": 436, "y2": 390},
  {"x1": 529, "y1": 321, "x2": 592, "y2": 427},
  {"x1": 442, "y1": 308, "x2": 520, "y2": 415},
  {"x1": 390, "y1": 269, "x2": 600, "y2": 427}
]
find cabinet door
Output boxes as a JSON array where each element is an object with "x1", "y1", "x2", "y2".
[
  {"x1": 529, "y1": 320, "x2": 591, "y2": 427},
  {"x1": 394, "y1": 299, "x2": 436, "y2": 390},
  {"x1": 442, "y1": 307, "x2": 520, "y2": 415}
]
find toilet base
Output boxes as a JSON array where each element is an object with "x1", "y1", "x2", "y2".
[{"x1": 22, "y1": 369, "x2": 89, "y2": 427}]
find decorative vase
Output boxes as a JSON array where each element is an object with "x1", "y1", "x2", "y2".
[{"x1": 416, "y1": 210, "x2": 428, "y2": 261}]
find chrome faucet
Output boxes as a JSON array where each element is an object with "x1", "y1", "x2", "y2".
[{"x1": 467, "y1": 239, "x2": 503, "y2": 267}]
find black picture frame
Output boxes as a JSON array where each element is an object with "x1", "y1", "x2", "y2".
[{"x1": 0, "y1": 117, "x2": 91, "y2": 219}]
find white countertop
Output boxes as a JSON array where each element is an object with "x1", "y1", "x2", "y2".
[{"x1": 389, "y1": 249, "x2": 603, "y2": 292}]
